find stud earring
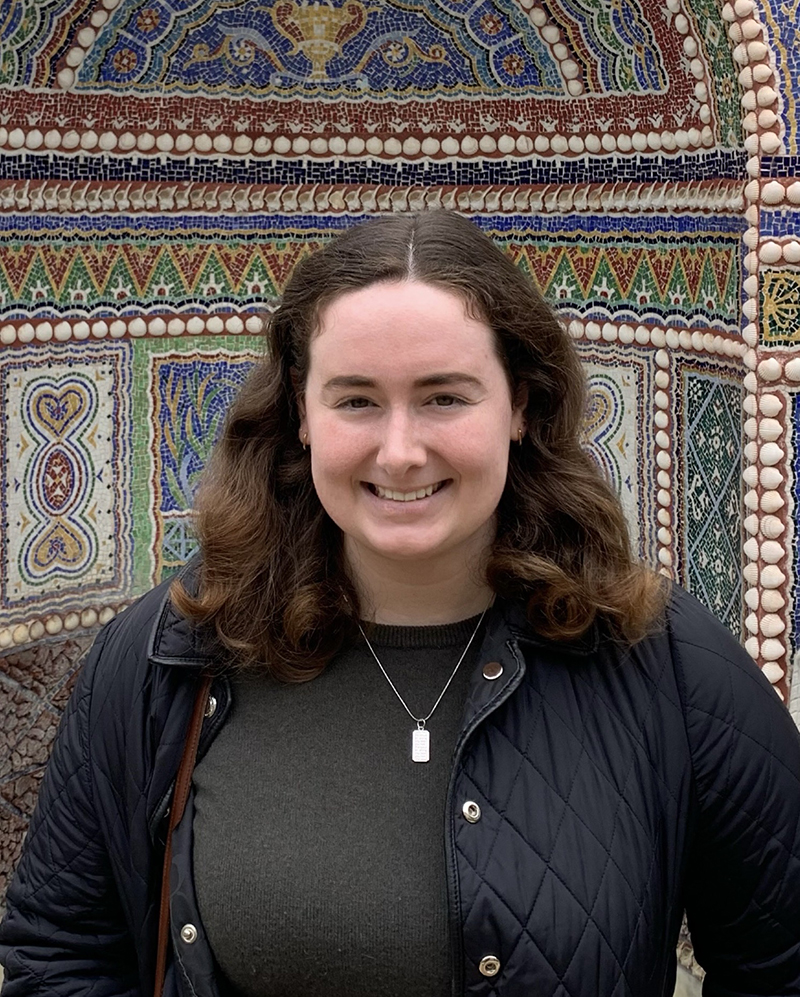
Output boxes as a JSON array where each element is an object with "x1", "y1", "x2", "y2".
[
  {"x1": 302, "y1": 432, "x2": 309, "y2": 451},
  {"x1": 517, "y1": 426, "x2": 524, "y2": 445}
]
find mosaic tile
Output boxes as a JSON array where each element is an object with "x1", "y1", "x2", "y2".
[
  {"x1": 760, "y1": 271, "x2": 800, "y2": 346},
  {"x1": 147, "y1": 348, "x2": 258, "y2": 583},
  {"x1": 0, "y1": 214, "x2": 743, "y2": 332},
  {"x1": 576, "y1": 344, "x2": 658, "y2": 567},
  {"x1": 673, "y1": 359, "x2": 743, "y2": 639},
  {"x1": 0, "y1": 343, "x2": 133, "y2": 620}
]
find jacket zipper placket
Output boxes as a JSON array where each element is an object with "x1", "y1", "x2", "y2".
[{"x1": 444, "y1": 637, "x2": 527, "y2": 997}]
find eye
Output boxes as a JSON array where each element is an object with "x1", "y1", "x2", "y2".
[
  {"x1": 430, "y1": 395, "x2": 465, "y2": 407},
  {"x1": 338, "y1": 397, "x2": 374, "y2": 409}
]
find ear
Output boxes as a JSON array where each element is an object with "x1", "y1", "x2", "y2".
[{"x1": 512, "y1": 382, "x2": 529, "y2": 431}]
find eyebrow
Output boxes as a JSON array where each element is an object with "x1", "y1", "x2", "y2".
[{"x1": 321, "y1": 373, "x2": 485, "y2": 391}]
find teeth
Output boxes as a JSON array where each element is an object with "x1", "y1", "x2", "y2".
[{"x1": 374, "y1": 482, "x2": 442, "y2": 501}]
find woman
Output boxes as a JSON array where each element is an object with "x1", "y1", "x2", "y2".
[{"x1": 1, "y1": 212, "x2": 799, "y2": 997}]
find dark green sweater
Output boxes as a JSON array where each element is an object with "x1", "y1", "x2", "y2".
[{"x1": 192, "y1": 613, "x2": 486, "y2": 997}]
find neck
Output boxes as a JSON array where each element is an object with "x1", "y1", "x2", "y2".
[{"x1": 346, "y1": 540, "x2": 494, "y2": 626}]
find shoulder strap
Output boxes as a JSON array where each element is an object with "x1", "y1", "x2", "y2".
[{"x1": 153, "y1": 673, "x2": 213, "y2": 997}]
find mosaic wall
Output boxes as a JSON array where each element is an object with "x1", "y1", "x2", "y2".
[{"x1": 1, "y1": 2, "x2": 799, "y2": 975}]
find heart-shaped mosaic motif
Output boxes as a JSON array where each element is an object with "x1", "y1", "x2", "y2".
[
  {"x1": 29, "y1": 519, "x2": 91, "y2": 572},
  {"x1": 31, "y1": 386, "x2": 88, "y2": 439}
]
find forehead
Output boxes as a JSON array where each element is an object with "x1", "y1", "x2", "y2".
[{"x1": 309, "y1": 281, "x2": 499, "y2": 376}]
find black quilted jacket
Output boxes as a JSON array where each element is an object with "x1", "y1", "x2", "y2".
[{"x1": 2, "y1": 571, "x2": 800, "y2": 997}]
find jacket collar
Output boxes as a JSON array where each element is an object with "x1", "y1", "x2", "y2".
[{"x1": 148, "y1": 556, "x2": 600, "y2": 669}]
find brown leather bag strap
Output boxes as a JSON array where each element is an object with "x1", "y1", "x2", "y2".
[{"x1": 153, "y1": 673, "x2": 213, "y2": 997}]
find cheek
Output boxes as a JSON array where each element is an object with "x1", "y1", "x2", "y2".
[{"x1": 309, "y1": 421, "x2": 370, "y2": 482}]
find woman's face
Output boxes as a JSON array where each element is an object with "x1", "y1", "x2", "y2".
[{"x1": 299, "y1": 281, "x2": 526, "y2": 572}]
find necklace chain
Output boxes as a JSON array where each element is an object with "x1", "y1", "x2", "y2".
[{"x1": 357, "y1": 603, "x2": 490, "y2": 730}]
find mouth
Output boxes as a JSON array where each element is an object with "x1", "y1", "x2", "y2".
[{"x1": 365, "y1": 480, "x2": 449, "y2": 503}]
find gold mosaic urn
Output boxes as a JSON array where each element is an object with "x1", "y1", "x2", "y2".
[{"x1": 271, "y1": 0, "x2": 368, "y2": 80}]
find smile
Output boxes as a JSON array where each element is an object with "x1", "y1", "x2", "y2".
[{"x1": 367, "y1": 481, "x2": 448, "y2": 502}]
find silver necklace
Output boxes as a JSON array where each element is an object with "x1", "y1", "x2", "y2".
[{"x1": 357, "y1": 604, "x2": 490, "y2": 763}]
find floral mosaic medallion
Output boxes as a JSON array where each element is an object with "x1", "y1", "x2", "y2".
[
  {"x1": 0, "y1": 342, "x2": 133, "y2": 622},
  {"x1": 577, "y1": 344, "x2": 658, "y2": 566},
  {"x1": 673, "y1": 359, "x2": 743, "y2": 639}
]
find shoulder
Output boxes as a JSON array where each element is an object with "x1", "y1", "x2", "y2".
[{"x1": 663, "y1": 582, "x2": 774, "y2": 707}]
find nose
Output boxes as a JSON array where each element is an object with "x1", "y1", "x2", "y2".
[{"x1": 375, "y1": 409, "x2": 427, "y2": 477}]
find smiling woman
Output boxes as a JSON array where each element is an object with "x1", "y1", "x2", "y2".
[
  {"x1": 2, "y1": 213, "x2": 799, "y2": 997},
  {"x1": 172, "y1": 210, "x2": 666, "y2": 671}
]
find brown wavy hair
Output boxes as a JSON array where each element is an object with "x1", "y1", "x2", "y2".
[{"x1": 172, "y1": 211, "x2": 666, "y2": 680}]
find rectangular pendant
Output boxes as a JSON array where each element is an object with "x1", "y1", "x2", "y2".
[{"x1": 412, "y1": 728, "x2": 430, "y2": 763}]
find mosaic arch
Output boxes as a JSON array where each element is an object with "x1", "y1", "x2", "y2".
[{"x1": 1, "y1": 3, "x2": 799, "y2": 983}]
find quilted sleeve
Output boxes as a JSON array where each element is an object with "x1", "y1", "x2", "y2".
[
  {"x1": 0, "y1": 626, "x2": 139, "y2": 997},
  {"x1": 669, "y1": 591, "x2": 800, "y2": 997}
]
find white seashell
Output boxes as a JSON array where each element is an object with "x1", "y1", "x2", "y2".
[
  {"x1": 760, "y1": 638, "x2": 784, "y2": 661},
  {"x1": 757, "y1": 85, "x2": 777, "y2": 106},
  {"x1": 156, "y1": 133, "x2": 174, "y2": 152},
  {"x1": 744, "y1": 636, "x2": 759, "y2": 659},
  {"x1": 655, "y1": 371, "x2": 669, "y2": 389},
  {"x1": 175, "y1": 134, "x2": 194, "y2": 152},
  {"x1": 758, "y1": 109, "x2": 778, "y2": 129},
  {"x1": 741, "y1": 18, "x2": 762, "y2": 39},
  {"x1": 743, "y1": 537, "x2": 760, "y2": 560},
  {"x1": 658, "y1": 549, "x2": 672, "y2": 567},
  {"x1": 783, "y1": 241, "x2": 800, "y2": 264},
  {"x1": 743, "y1": 562, "x2": 759, "y2": 584},
  {"x1": 761, "y1": 180, "x2": 785, "y2": 205},
  {"x1": 761, "y1": 661, "x2": 784, "y2": 683},
  {"x1": 743, "y1": 514, "x2": 760, "y2": 535},
  {"x1": 760, "y1": 490, "x2": 784, "y2": 513},
  {"x1": 760, "y1": 515, "x2": 784, "y2": 539},
  {"x1": 657, "y1": 489, "x2": 671, "y2": 507},
  {"x1": 757, "y1": 358, "x2": 781, "y2": 381},
  {"x1": 744, "y1": 489, "x2": 759, "y2": 510},
  {"x1": 744, "y1": 440, "x2": 758, "y2": 462},
  {"x1": 760, "y1": 540, "x2": 784, "y2": 563},
  {"x1": 657, "y1": 527, "x2": 671, "y2": 545},
  {"x1": 742, "y1": 298, "x2": 758, "y2": 321},
  {"x1": 759, "y1": 466, "x2": 783, "y2": 489},
  {"x1": 759, "y1": 394, "x2": 781, "y2": 417},
  {"x1": 44, "y1": 616, "x2": 63, "y2": 636},
  {"x1": 745, "y1": 613, "x2": 759, "y2": 635},
  {"x1": 747, "y1": 40, "x2": 768, "y2": 60},
  {"x1": 745, "y1": 588, "x2": 760, "y2": 610},
  {"x1": 753, "y1": 63, "x2": 773, "y2": 83},
  {"x1": 759, "y1": 442, "x2": 784, "y2": 465},
  {"x1": 91, "y1": 320, "x2": 108, "y2": 338},
  {"x1": 206, "y1": 315, "x2": 224, "y2": 334},
  {"x1": 81, "y1": 608, "x2": 99, "y2": 627},
  {"x1": 99, "y1": 607, "x2": 116, "y2": 625},
  {"x1": 743, "y1": 274, "x2": 758, "y2": 296},
  {"x1": 760, "y1": 564, "x2": 785, "y2": 587},
  {"x1": 148, "y1": 317, "x2": 166, "y2": 336},
  {"x1": 656, "y1": 451, "x2": 671, "y2": 470},
  {"x1": 760, "y1": 132, "x2": 781, "y2": 154},
  {"x1": 761, "y1": 590, "x2": 785, "y2": 612},
  {"x1": 226, "y1": 315, "x2": 244, "y2": 334},
  {"x1": 786, "y1": 181, "x2": 800, "y2": 205},
  {"x1": 744, "y1": 417, "x2": 758, "y2": 439},
  {"x1": 310, "y1": 137, "x2": 329, "y2": 155},
  {"x1": 110, "y1": 320, "x2": 126, "y2": 338},
  {"x1": 742, "y1": 465, "x2": 758, "y2": 487},
  {"x1": 383, "y1": 137, "x2": 401, "y2": 156},
  {"x1": 167, "y1": 318, "x2": 185, "y2": 336},
  {"x1": 743, "y1": 372, "x2": 758, "y2": 393},
  {"x1": 758, "y1": 417, "x2": 783, "y2": 440}
]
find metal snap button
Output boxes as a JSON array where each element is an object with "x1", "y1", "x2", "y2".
[
  {"x1": 204, "y1": 695, "x2": 217, "y2": 718},
  {"x1": 479, "y1": 954, "x2": 501, "y2": 977},
  {"x1": 462, "y1": 800, "x2": 481, "y2": 823},
  {"x1": 180, "y1": 924, "x2": 198, "y2": 944},
  {"x1": 482, "y1": 661, "x2": 503, "y2": 681}
]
